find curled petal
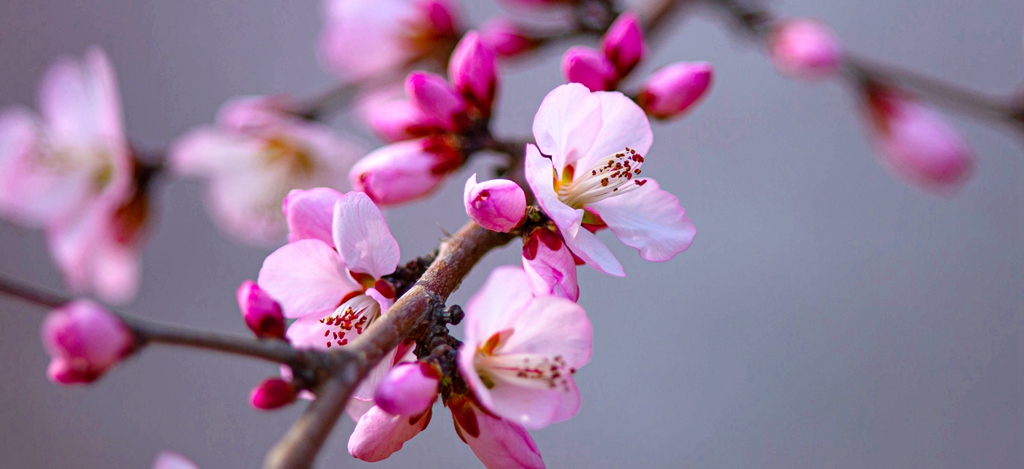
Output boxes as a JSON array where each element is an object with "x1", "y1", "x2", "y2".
[{"x1": 283, "y1": 187, "x2": 343, "y2": 244}]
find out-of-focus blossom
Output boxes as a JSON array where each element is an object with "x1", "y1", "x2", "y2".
[
  {"x1": 258, "y1": 189, "x2": 401, "y2": 402},
  {"x1": 170, "y1": 96, "x2": 360, "y2": 246},
  {"x1": 769, "y1": 19, "x2": 843, "y2": 80},
  {"x1": 464, "y1": 174, "x2": 526, "y2": 232},
  {"x1": 41, "y1": 299, "x2": 134, "y2": 385},
  {"x1": 152, "y1": 451, "x2": 199, "y2": 469},
  {"x1": 449, "y1": 32, "x2": 500, "y2": 116},
  {"x1": 350, "y1": 136, "x2": 462, "y2": 206},
  {"x1": 479, "y1": 18, "x2": 537, "y2": 58},
  {"x1": 319, "y1": 0, "x2": 460, "y2": 80},
  {"x1": 561, "y1": 46, "x2": 617, "y2": 92},
  {"x1": 636, "y1": 62, "x2": 714, "y2": 120},
  {"x1": 406, "y1": 72, "x2": 469, "y2": 132},
  {"x1": 236, "y1": 280, "x2": 285, "y2": 339},
  {"x1": 601, "y1": 12, "x2": 645, "y2": 77},
  {"x1": 374, "y1": 362, "x2": 440, "y2": 416},
  {"x1": 863, "y1": 85, "x2": 974, "y2": 194},
  {"x1": 249, "y1": 378, "x2": 297, "y2": 410},
  {"x1": 526, "y1": 83, "x2": 696, "y2": 276},
  {"x1": 458, "y1": 267, "x2": 592, "y2": 429},
  {"x1": 522, "y1": 228, "x2": 579, "y2": 301},
  {"x1": 449, "y1": 393, "x2": 546, "y2": 469}
]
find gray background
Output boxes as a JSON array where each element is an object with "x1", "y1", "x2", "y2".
[{"x1": 0, "y1": 0, "x2": 1020, "y2": 468}]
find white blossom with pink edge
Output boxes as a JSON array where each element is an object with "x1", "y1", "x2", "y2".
[
  {"x1": 526, "y1": 83, "x2": 696, "y2": 276},
  {"x1": 170, "y1": 96, "x2": 360, "y2": 246},
  {"x1": 458, "y1": 266, "x2": 592, "y2": 430},
  {"x1": 258, "y1": 189, "x2": 402, "y2": 405}
]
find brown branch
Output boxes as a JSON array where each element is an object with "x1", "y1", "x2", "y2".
[{"x1": 262, "y1": 221, "x2": 515, "y2": 469}]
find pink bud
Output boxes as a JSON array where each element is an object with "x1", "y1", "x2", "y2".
[
  {"x1": 374, "y1": 362, "x2": 439, "y2": 416},
  {"x1": 40, "y1": 299, "x2": 134, "y2": 385},
  {"x1": 250, "y1": 378, "x2": 297, "y2": 410},
  {"x1": 522, "y1": 228, "x2": 580, "y2": 301},
  {"x1": 449, "y1": 32, "x2": 499, "y2": 116},
  {"x1": 236, "y1": 280, "x2": 286, "y2": 339},
  {"x1": 601, "y1": 12, "x2": 645, "y2": 77},
  {"x1": 463, "y1": 174, "x2": 527, "y2": 233},
  {"x1": 479, "y1": 18, "x2": 536, "y2": 58},
  {"x1": 636, "y1": 62, "x2": 714, "y2": 120},
  {"x1": 418, "y1": 0, "x2": 459, "y2": 38},
  {"x1": 561, "y1": 46, "x2": 618, "y2": 92},
  {"x1": 350, "y1": 136, "x2": 463, "y2": 206},
  {"x1": 864, "y1": 86, "x2": 974, "y2": 194},
  {"x1": 406, "y1": 71, "x2": 469, "y2": 132},
  {"x1": 769, "y1": 19, "x2": 843, "y2": 80},
  {"x1": 367, "y1": 99, "x2": 438, "y2": 143}
]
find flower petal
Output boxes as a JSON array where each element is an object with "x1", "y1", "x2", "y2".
[
  {"x1": 464, "y1": 266, "x2": 535, "y2": 347},
  {"x1": 152, "y1": 451, "x2": 199, "y2": 469},
  {"x1": 531, "y1": 83, "x2": 602, "y2": 173},
  {"x1": 576, "y1": 90, "x2": 652, "y2": 171},
  {"x1": 169, "y1": 127, "x2": 262, "y2": 176},
  {"x1": 452, "y1": 399, "x2": 546, "y2": 469},
  {"x1": 524, "y1": 144, "x2": 582, "y2": 239},
  {"x1": 348, "y1": 406, "x2": 431, "y2": 462},
  {"x1": 333, "y1": 191, "x2": 400, "y2": 278},
  {"x1": 589, "y1": 178, "x2": 695, "y2": 262},
  {"x1": 257, "y1": 239, "x2": 358, "y2": 318},
  {"x1": 499, "y1": 295, "x2": 592, "y2": 368},
  {"x1": 283, "y1": 187, "x2": 343, "y2": 244},
  {"x1": 478, "y1": 353, "x2": 580, "y2": 429},
  {"x1": 562, "y1": 226, "x2": 624, "y2": 277}
]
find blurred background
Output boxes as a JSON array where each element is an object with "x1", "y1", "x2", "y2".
[{"x1": 0, "y1": 0, "x2": 1021, "y2": 467}]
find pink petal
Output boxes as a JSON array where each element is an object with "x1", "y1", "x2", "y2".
[
  {"x1": 318, "y1": 0, "x2": 414, "y2": 79},
  {"x1": 463, "y1": 266, "x2": 535, "y2": 346},
  {"x1": 283, "y1": 187, "x2": 343, "y2": 244},
  {"x1": 476, "y1": 353, "x2": 580, "y2": 429},
  {"x1": 333, "y1": 191, "x2": 400, "y2": 279},
  {"x1": 531, "y1": 83, "x2": 602, "y2": 173},
  {"x1": 39, "y1": 47, "x2": 123, "y2": 145},
  {"x1": 168, "y1": 127, "x2": 262, "y2": 176},
  {"x1": 90, "y1": 241, "x2": 141, "y2": 305},
  {"x1": 524, "y1": 144, "x2": 582, "y2": 238},
  {"x1": 575, "y1": 90, "x2": 652, "y2": 172},
  {"x1": 562, "y1": 225, "x2": 624, "y2": 277},
  {"x1": 204, "y1": 167, "x2": 290, "y2": 246},
  {"x1": 500, "y1": 295, "x2": 592, "y2": 368},
  {"x1": 452, "y1": 400, "x2": 545, "y2": 469},
  {"x1": 589, "y1": 179, "x2": 696, "y2": 262},
  {"x1": 348, "y1": 406, "x2": 431, "y2": 462},
  {"x1": 152, "y1": 451, "x2": 199, "y2": 469},
  {"x1": 521, "y1": 229, "x2": 580, "y2": 301},
  {"x1": 257, "y1": 239, "x2": 358, "y2": 318}
]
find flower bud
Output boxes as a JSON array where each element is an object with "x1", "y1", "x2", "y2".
[
  {"x1": 449, "y1": 32, "x2": 499, "y2": 116},
  {"x1": 464, "y1": 174, "x2": 527, "y2": 232},
  {"x1": 636, "y1": 62, "x2": 714, "y2": 120},
  {"x1": 479, "y1": 18, "x2": 536, "y2": 58},
  {"x1": 601, "y1": 12, "x2": 645, "y2": 77},
  {"x1": 367, "y1": 99, "x2": 438, "y2": 143},
  {"x1": 419, "y1": 0, "x2": 458, "y2": 38},
  {"x1": 522, "y1": 228, "x2": 580, "y2": 301},
  {"x1": 863, "y1": 86, "x2": 974, "y2": 194},
  {"x1": 236, "y1": 280, "x2": 286, "y2": 339},
  {"x1": 350, "y1": 136, "x2": 463, "y2": 206},
  {"x1": 406, "y1": 71, "x2": 469, "y2": 132},
  {"x1": 769, "y1": 19, "x2": 843, "y2": 80},
  {"x1": 40, "y1": 299, "x2": 134, "y2": 385},
  {"x1": 250, "y1": 378, "x2": 297, "y2": 410},
  {"x1": 561, "y1": 46, "x2": 617, "y2": 92},
  {"x1": 374, "y1": 362, "x2": 440, "y2": 416}
]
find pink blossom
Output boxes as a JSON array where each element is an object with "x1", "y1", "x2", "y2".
[
  {"x1": 769, "y1": 19, "x2": 843, "y2": 80},
  {"x1": 522, "y1": 228, "x2": 579, "y2": 301},
  {"x1": 41, "y1": 299, "x2": 134, "y2": 385},
  {"x1": 348, "y1": 405, "x2": 432, "y2": 462},
  {"x1": 601, "y1": 12, "x2": 646, "y2": 77},
  {"x1": 458, "y1": 267, "x2": 591, "y2": 429},
  {"x1": 449, "y1": 393, "x2": 545, "y2": 469},
  {"x1": 350, "y1": 136, "x2": 462, "y2": 206},
  {"x1": 374, "y1": 361, "x2": 440, "y2": 416},
  {"x1": 367, "y1": 98, "x2": 437, "y2": 143},
  {"x1": 170, "y1": 96, "x2": 360, "y2": 246},
  {"x1": 561, "y1": 46, "x2": 617, "y2": 92},
  {"x1": 864, "y1": 86, "x2": 974, "y2": 194},
  {"x1": 249, "y1": 378, "x2": 297, "y2": 410},
  {"x1": 464, "y1": 174, "x2": 527, "y2": 232},
  {"x1": 236, "y1": 280, "x2": 285, "y2": 339},
  {"x1": 406, "y1": 72, "x2": 469, "y2": 132},
  {"x1": 479, "y1": 18, "x2": 537, "y2": 58},
  {"x1": 152, "y1": 452, "x2": 199, "y2": 469},
  {"x1": 258, "y1": 189, "x2": 402, "y2": 401},
  {"x1": 526, "y1": 83, "x2": 696, "y2": 276},
  {"x1": 319, "y1": 0, "x2": 459, "y2": 79},
  {"x1": 636, "y1": 62, "x2": 714, "y2": 120},
  {"x1": 449, "y1": 32, "x2": 500, "y2": 116}
]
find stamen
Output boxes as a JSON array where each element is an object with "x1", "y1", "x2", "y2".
[
  {"x1": 557, "y1": 147, "x2": 647, "y2": 208},
  {"x1": 317, "y1": 294, "x2": 380, "y2": 349}
]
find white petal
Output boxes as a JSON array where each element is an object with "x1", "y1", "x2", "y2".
[
  {"x1": 589, "y1": 179, "x2": 695, "y2": 262},
  {"x1": 531, "y1": 83, "x2": 602, "y2": 173},
  {"x1": 576, "y1": 90, "x2": 652, "y2": 171},
  {"x1": 333, "y1": 191, "x2": 400, "y2": 279}
]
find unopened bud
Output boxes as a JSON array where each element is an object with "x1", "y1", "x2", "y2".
[
  {"x1": 419, "y1": 0, "x2": 459, "y2": 38},
  {"x1": 350, "y1": 136, "x2": 463, "y2": 206},
  {"x1": 406, "y1": 72, "x2": 469, "y2": 132},
  {"x1": 40, "y1": 299, "x2": 134, "y2": 385},
  {"x1": 636, "y1": 62, "x2": 714, "y2": 120},
  {"x1": 561, "y1": 46, "x2": 617, "y2": 92},
  {"x1": 449, "y1": 32, "x2": 499, "y2": 116},
  {"x1": 769, "y1": 19, "x2": 843, "y2": 80},
  {"x1": 236, "y1": 280, "x2": 286, "y2": 339},
  {"x1": 250, "y1": 378, "x2": 297, "y2": 410},
  {"x1": 464, "y1": 174, "x2": 527, "y2": 233},
  {"x1": 374, "y1": 362, "x2": 440, "y2": 416},
  {"x1": 479, "y1": 18, "x2": 537, "y2": 58},
  {"x1": 601, "y1": 12, "x2": 645, "y2": 77}
]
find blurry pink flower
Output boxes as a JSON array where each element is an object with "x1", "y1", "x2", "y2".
[
  {"x1": 479, "y1": 18, "x2": 537, "y2": 58},
  {"x1": 236, "y1": 280, "x2": 285, "y2": 339},
  {"x1": 374, "y1": 362, "x2": 440, "y2": 417},
  {"x1": 41, "y1": 299, "x2": 134, "y2": 385},
  {"x1": 170, "y1": 96, "x2": 360, "y2": 246},
  {"x1": 601, "y1": 12, "x2": 645, "y2": 77},
  {"x1": 522, "y1": 228, "x2": 579, "y2": 301},
  {"x1": 526, "y1": 83, "x2": 696, "y2": 276},
  {"x1": 449, "y1": 32, "x2": 500, "y2": 116},
  {"x1": 449, "y1": 393, "x2": 545, "y2": 469},
  {"x1": 458, "y1": 267, "x2": 591, "y2": 429},
  {"x1": 464, "y1": 174, "x2": 527, "y2": 232},
  {"x1": 249, "y1": 378, "x2": 297, "y2": 410},
  {"x1": 561, "y1": 46, "x2": 617, "y2": 92},
  {"x1": 319, "y1": 0, "x2": 459, "y2": 79},
  {"x1": 406, "y1": 72, "x2": 469, "y2": 132},
  {"x1": 368, "y1": 98, "x2": 438, "y2": 143},
  {"x1": 636, "y1": 62, "x2": 714, "y2": 120},
  {"x1": 864, "y1": 86, "x2": 974, "y2": 194},
  {"x1": 259, "y1": 189, "x2": 402, "y2": 401},
  {"x1": 769, "y1": 19, "x2": 843, "y2": 80},
  {"x1": 350, "y1": 136, "x2": 463, "y2": 206},
  {"x1": 152, "y1": 451, "x2": 199, "y2": 469}
]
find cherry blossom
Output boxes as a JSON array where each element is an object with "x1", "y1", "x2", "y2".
[
  {"x1": 449, "y1": 393, "x2": 546, "y2": 469},
  {"x1": 769, "y1": 19, "x2": 843, "y2": 80},
  {"x1": 526, "y1": 83, "x2": 696, "y2": 276}
]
